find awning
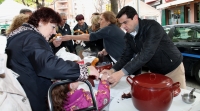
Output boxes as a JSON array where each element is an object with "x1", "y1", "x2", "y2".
[
  {"x1": 156, "y1": 0, "x2": 193, "y2": 9},
  {"x1": 145, "y1": 0, "x2": 157, "y2": 4},
  {"x1": 0, "y1": 0, "x2": 34, "y2": 23}
]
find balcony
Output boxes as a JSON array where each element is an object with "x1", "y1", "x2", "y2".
[
  {"x1": 57, "y1": 0, "x2": 68, "y2": 3},
  {"x1": 57, "y1": 5, "x2": 68, "y2": 10}
]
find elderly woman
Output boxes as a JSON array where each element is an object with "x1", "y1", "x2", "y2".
[
  {"x1": 61, "y1": 11, "x2": 126, "y2": 63},
  {"x1": 6, "y1": 7, "x2": 99, "y2": 111}
]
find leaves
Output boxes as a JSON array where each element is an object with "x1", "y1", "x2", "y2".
[
  {"x1": 14, "y1": 0, "x2": 53, "y2": 9},
  {"x1": 0, "y1": 0, "x2": 5, "y2": 4}
]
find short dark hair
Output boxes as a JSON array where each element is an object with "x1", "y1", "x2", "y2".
[
  {"x1": 1, "y1": 29, "x2": 6, "y2": 34},
  {"x1": 27, "y1": 7, "x2": 62, "y2": 27},
  {"x1": 19, "y1": 9, "x2": 32, "y2": 14},
  {"x1": 75, "y1": 14, "x2": 84, "y2": 21},
  {"x1": 116, "y1": 6, "x2": 138, "y2": 19}
]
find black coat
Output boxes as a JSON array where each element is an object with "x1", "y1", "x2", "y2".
[
  {"x1": 6, "y1": 24, "x2": 80, "y2": 111},
  {"x1": 113, "y1": 19, "x2": 182, "y2": 75}
]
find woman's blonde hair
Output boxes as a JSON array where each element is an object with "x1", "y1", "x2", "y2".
[
  {"x1": 101, "y1": 11, "x2": 117, "y2": 24},
  {"x1": 91, "y1": 14, "x2": 100, "y2": 31},
  {"x1": 6, "y1": 14, "x2": 29, "y2": 35}
]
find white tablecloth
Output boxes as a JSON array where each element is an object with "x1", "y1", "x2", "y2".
[{"x1": 78, "y1": 76, "x2": 200, "y2": 111}]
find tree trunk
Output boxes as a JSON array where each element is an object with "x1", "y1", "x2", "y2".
[
  {"x1": 42, "y1": 0, "x2": 45, "y2": 7},
  {"x1": 110, "y1": 0, "x2": 118, "y2": 15}
]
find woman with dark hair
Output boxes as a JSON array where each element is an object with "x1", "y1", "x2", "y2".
[
  {"x1": 61, "y1": 11, "x2": 126, "y2": 63},
  {"x1": 6, "y1": 7, "x2": 99, "y2": 111},
  {"x1": 73, "y1": 14, "x2": 89, "y2": 58}
]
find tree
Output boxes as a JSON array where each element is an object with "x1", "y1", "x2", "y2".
[
  {"x1": 0, "y1": 0, "x2": 5, "y2": 4},
  {"x1": 93, "y1": 0, "x2": 108, "y2": 13},
  {"x1": 93, "y1": 0, "x2": 119, "y2": 14},
  {"x1": 110, "y1": 0, "x2": 118, "y2": 14},
  {"x1": 15, "y1": 0, "x2": 53, "y2": 9},
  {"x1": 118, "y1": 0, "x2": 126, "y2": 10}
]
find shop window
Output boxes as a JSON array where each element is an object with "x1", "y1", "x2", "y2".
[{"x1": 197, "y1": 3, "x2": 200, "y2": 22}]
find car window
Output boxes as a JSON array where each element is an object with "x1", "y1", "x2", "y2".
[
  {"x1": 197, "y1": 31, "x2": 200, "y2": 40},
  {"x1": 164, "y1": 26, "x2": 198, "y2": 42}
]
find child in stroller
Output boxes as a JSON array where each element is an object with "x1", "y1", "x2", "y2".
[{"x1": 51, "y1": 74, "x2": 110, "y2": 111}]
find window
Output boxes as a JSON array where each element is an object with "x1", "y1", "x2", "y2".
[
  {"x1": 172, "y1": 27, "x2": 197, "y2": 42},
  {"x1": 163, "y1": 26, "x2": 200, "y2": 42}
]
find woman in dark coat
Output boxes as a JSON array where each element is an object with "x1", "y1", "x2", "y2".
[{"x1": 6, "y1": 7, "x2": 99, "y2": 111}]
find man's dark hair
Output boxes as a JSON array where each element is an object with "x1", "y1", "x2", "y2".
[
  {"x1": 1, "y1": 29, "x2": 6, "y2": 34},
  {"x1": 19, "y1": 9, "x2": 32, "y2": 14},
  {"x1": 116, "y1": 6, "x2": 138, "y2": 20}
]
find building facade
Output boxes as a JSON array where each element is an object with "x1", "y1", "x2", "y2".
[
  {"x1": 155, "y1": 0, "x2": 200, "y2": 26},
  {"x1": 49, "y1": 0, "x2": 97, "y2": 27}
]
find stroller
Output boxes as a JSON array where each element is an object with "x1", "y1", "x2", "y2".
[{"x1": 47, "y1": 79, "x2": 98, "y2": 111}]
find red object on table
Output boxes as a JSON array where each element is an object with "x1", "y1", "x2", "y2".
[
  {"x1": 77, "y1": 60, "x2": 84, "y2": 65},
  {"x1": 126, "y1": 73, "x2": 180, "y2": 111}
]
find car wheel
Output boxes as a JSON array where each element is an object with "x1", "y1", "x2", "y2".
[{"x1": 193, "y1": 63, "x2": 200, "y2": 84}]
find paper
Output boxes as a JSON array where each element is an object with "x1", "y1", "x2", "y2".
[
  {"x1": 56, "y1": 47, "x2": 81, "y2": 61},
  {"x1": 83, "y1": 56, "x2": 96, "y2": 64}
]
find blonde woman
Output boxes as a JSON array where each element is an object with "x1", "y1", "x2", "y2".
[
  {"x1": 90, "y1": 13, "x2": 100, "y2": 32},
  {"x1": 6, "y1": 14, "x2": 29, "y2": 35},
  {"x1": 86, "y1": 13, "x2": 104, "y2": 53}
]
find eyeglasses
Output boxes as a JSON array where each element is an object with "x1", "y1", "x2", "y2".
[
  {"x1": 52, "y1": 25, "x2": 56, "y2": 29},
  {"x1": 51, "y1": 24, "x2": 56, "y2": 30}
]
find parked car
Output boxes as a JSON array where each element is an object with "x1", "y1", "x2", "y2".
[{"x1": 163, "y1": 23, "x2": 200, "y2": 84}]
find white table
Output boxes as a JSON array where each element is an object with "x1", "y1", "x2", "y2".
[{"x1": 78, "y1": 76, "x2": 200, "y2": 111}]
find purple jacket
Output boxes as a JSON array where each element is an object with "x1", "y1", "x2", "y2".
[{"x1": 64, "y1": 80, "x2": 110, "y2": 111}]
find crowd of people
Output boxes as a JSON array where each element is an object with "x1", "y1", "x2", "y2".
[{"x1": 1, "y1": 5, "x2": 186, "y2": 111}]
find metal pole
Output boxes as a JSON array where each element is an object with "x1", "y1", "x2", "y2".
[
  {"x1": 137, "y1": 0, "x2": 140, "y2": 16},
  {"x1": 54, "y1": 0, "x2": 56, "y2": 10}
]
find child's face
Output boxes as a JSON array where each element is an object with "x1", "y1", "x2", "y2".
[{"x1": 70, "y1": 82, "x2": 79, "y2": 90}]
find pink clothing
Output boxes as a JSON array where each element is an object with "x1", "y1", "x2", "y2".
[{"x1": 64, "y1": 80, "x2": 110, "y2": 111}]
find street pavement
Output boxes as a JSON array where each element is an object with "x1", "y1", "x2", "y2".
[{"x1": 186, "y1": 75, "x2": 200, "y2": 93}]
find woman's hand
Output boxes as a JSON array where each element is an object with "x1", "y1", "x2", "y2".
[
  {"x1": 98, "y1": 49, "x2": 108, "y2": 56},
  {"x1": 101, "y1": 69, "x2": 115, "y2": 76},
  {"x1": 87, "y1": 66, "x2": 99, "y2": 79},
  {"x1": 60, "y1": 35, "x2": 71, "y2": 41},
  {"x1": 108, "y1": 70, "x2": 125, "y2": 87},
  {"x1": 70, "y1": 82, "x2": 79, "y2": 91}
]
